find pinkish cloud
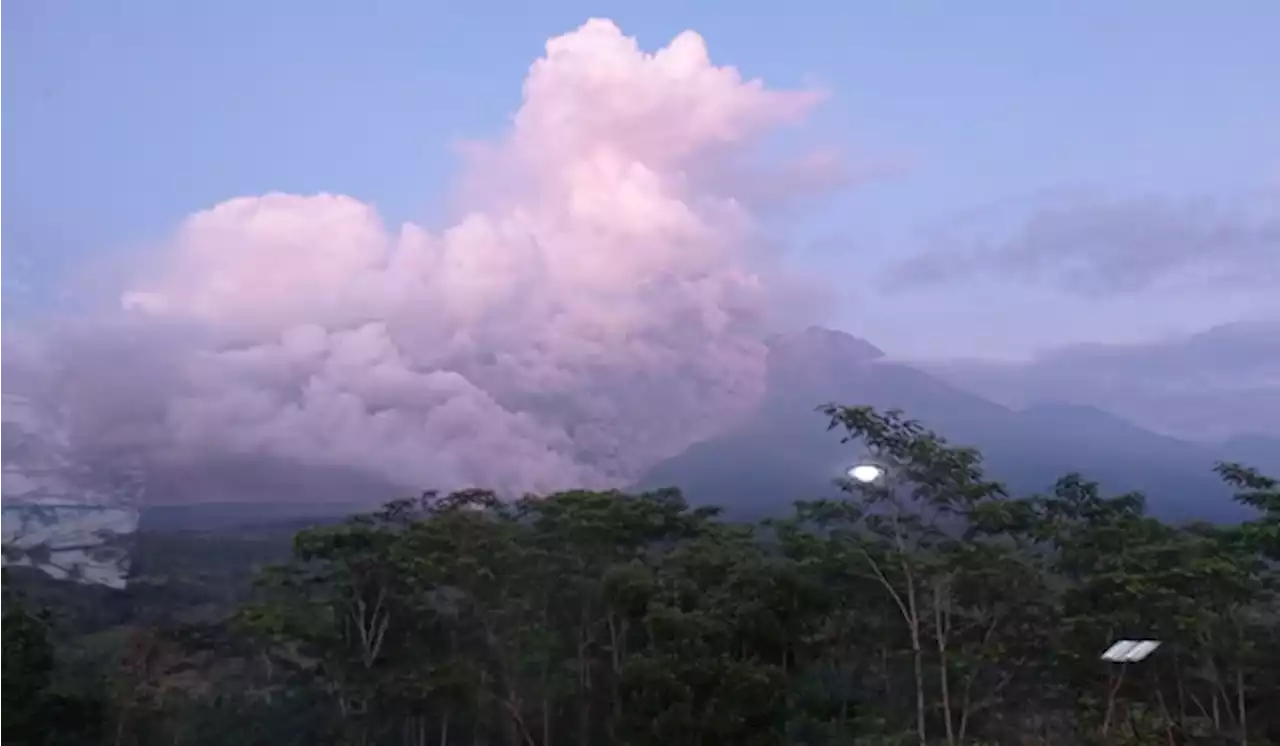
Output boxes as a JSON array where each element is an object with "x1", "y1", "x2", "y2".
[{"x1": 4, "y1": 19, "x2": 845, "y2": 503}]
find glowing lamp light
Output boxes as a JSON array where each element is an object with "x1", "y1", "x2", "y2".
[{"x1": 847, "y1": 464, "x2": 885, "y2": 484}]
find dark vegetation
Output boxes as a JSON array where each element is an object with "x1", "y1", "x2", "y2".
[{"x1": 4, "y1": 405, "x2": 1279, "y2": 745}]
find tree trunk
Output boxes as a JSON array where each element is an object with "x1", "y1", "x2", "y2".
[
  {"x1": 1102, "y1": 662, "x2": 1127, "y2": 737},
  {"x1": 934, "y1": 582, "x2": 956, "y2": 746},
  {"x1": 1155, "y1": 686, "x2": 1177, "y2": 746},
  {"x1": 608, "y1": 614, "x2": 626, "y2": 735},
  {"x1": 861, "y1": 544, "x2": 927, "y2": 746},
  {"x1": 911, "y1": 631, "x2": 927, "y2": 746},
  {"x1": 1236, "y1": 666, "x2": 1248, "y2": 746}
]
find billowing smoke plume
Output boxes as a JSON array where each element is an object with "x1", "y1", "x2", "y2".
[{"x1": 3, "y1": 19, "x2": 838, "y2": 504}]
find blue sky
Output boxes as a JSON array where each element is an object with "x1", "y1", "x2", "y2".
[{"x1": 5, "y1": 0, "x2": 1278, "y2": 359}]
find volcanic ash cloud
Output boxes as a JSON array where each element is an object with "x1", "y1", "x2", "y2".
[{"x1": 6, "y1": 19, "x2": 835, "y2": 501}]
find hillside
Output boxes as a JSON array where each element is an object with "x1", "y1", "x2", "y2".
[{"x1": 639, "y1": 327, "x2": 1270, "y2": 521}]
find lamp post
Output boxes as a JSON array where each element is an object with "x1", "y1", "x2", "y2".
[{"x1": 1099, "y1": 639, "x2": 1161, "y2": 736}]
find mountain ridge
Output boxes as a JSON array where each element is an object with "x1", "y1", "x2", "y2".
[{"x1": 638, "y1": 326, "x2": 1273, "y2": 523}]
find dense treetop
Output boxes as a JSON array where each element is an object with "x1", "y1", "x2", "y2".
[{"x1": 5, "y1": 405, "x2": 1279, "y2": 745}]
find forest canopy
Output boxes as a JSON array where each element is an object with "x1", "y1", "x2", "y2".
[{"x1": 5, "y1": 404, "x2": 1279, "y2": 746}]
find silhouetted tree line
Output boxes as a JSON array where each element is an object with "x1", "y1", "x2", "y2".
[{"x1": 5, "y1": 405, "x2": 1279, "y2": 745}]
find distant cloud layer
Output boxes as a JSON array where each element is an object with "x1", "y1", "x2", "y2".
[
  {"x1": 887, "y1": 190, "x2": 1280, "y2": 297},
  {"x1": 928, "y1": 319, "x2": 1280, "y2": 440},
  {"x1": 3, "y1": 19, "x2": 843, "y2": 502}
]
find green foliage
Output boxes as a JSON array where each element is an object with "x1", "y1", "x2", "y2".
[
  {"x1": 9, "y1": 405, "x2": 1280, "y2": 745},
  {"x1": 3, "y1": 569, "x2": 110, "y2": 746},
  {"x1": 4, "y1": 569, "x2": 57, "y2": 744}
]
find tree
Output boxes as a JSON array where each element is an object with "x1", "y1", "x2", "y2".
[
  {"x1": 4, "y1": 569, "x2": 57, "y2": 745},
  {"x1": 12, "y1": 404, "x2": 1280, "y2": 746},
  {"x1": 3, "y1": 569, "x2": 110, "y2": 746}
]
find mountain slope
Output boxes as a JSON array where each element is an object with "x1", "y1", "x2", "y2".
[{"x1": 639, "y1": 327, "x2": 1267, "y2": 522}]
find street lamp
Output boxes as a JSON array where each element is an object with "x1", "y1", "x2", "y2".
[
  {"x1": 1099, "y1": 639, "x2": 1161, "y2": 734},
  {"x1": 846, "y1": 463, "x2": 886, "y2": 484},
  {"x1": 1101, "y1": 639, "x2": 1161, "y2": 663}
]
